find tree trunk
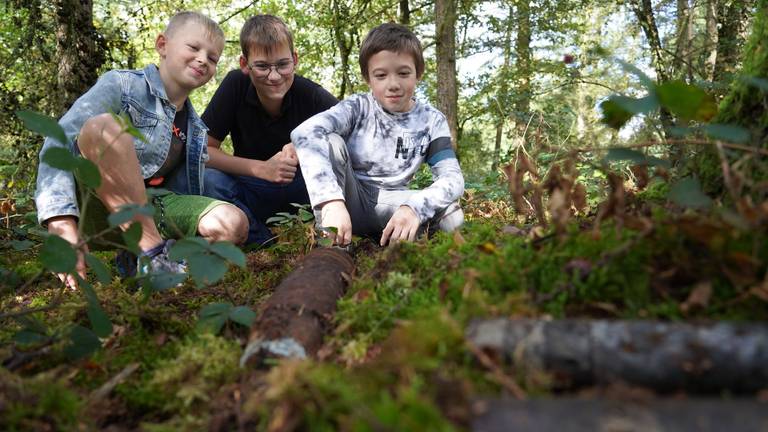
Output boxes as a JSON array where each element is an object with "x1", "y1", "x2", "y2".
[
  {"x1": 332, "y1": 0, "x2": 354, "y2": 99},
  {"x1": 713, "y1": 0, "x2": 756, "y2": 85},
  {"x1": 715, "y1": 0, "x2": 768, "y2": 144},
  {"x1": 673, "y1": 0, "x2": 693, "y2": 80},
  {"x1": 704, "y1": 0, "x2": 719, "y2": 81},
  {"x1": 435, "y1": 0, "x2": 459, "y2": 149},
  {"x1": 629, "y1": 0, "x2": 678, "y2": 160},
  {"x1": 54, "y1": 0, "x2": 104, "y2": 112},
  {"x1": 492, "y1": 4, "x2": 514, "y2": 172},
  {"x1": 513, "y1": 0, "x2": 532, "y2": 141},
  {"x1": 399, "y1": 0, "x2": 410, "y2": 25}
]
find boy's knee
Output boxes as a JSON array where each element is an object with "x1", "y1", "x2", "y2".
[
  {"x1": 79, "y1": 113, "x2": 132, "y2": 155},
  {"x1": 436, "y1": 203, "x2": 464, "y2": 232},
  {"x1": 198, "y1": 204, "x2": 249, "y2": 245}
]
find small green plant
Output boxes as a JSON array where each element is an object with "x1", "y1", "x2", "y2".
[{"x1": 4, "y1": 110, "x2": 247, "y2": 360}]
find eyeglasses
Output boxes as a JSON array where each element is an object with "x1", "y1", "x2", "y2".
[{"x1": 247, "y1": 60, "x2": 295, "y2": 78}]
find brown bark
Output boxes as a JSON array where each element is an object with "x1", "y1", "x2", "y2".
[
  {"x1": 241, "y1": 248, "x2": 354, "y2": 366},
  {"x1": 704, "y1": 0, "x2": 719, "y2": 81},
  {"x1": 492, "y1": 4, "x2": 514, "y2": 172},
  {"x1": 332, "y1": 0, "x2": 354, "y2": 99},
  {"x1": 713, "y1": 0, "x2": 756, "y2": 85},
  {"x1": 54, "y1": 0, "x2": 104, "y2": 112},
  {"x1": 435, "y1": 0, "x2": 459, "y2": 149},
  {"x1": 399, "y1": 0, "x2": 410, "y2": 25},
  {"x1": 513, "y1": 0, "x2": 532, "y2": 139},
  {"x1": 467, "y1": 318, "x2": 768, "y2": 393}
]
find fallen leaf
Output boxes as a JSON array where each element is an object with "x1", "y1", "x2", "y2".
[{"x1": 680, "y1": 281, "x2": 712, "y2": 314}]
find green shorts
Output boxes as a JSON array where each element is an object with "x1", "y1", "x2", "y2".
[{"x1": 79, "y1": 188, "x2": 226, "y2": 249}]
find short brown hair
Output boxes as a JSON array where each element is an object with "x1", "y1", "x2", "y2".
[
  {"x1": 164, "y1": 11, "x2": 224, "y2": 46},
  {"x1": 240, "y1": 15, "x2": 295, "y2": 58},
  {"x1": 359, "y1": 23, "x2": 424, "y2": 80}
]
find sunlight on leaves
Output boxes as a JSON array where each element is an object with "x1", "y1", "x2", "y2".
[{"x1": 656, "y1": 80, "x2": 717, "y2": 122}]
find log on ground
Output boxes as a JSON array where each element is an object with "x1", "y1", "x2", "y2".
[
  {"x1": 467, "y1": 318, "x2": 768, "y2": 393},
  {"x1": 472, "y1": 397, "x2": 768, "y2": 432}
]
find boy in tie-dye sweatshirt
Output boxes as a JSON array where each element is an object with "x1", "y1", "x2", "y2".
[{"x1": 292, "y1": 23, "x2": 464, "y2": 246}]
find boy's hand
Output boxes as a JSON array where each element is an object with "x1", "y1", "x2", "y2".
[
  {"x1": 262, "y1": 147, "x2": 298, "y2": 184},
  {"x1": 381, "y1": 206, "x2": 420, "y2": 246},
  {"x1": 46, "y1": 216, "x2": 88, "y2": 289},
  {"x1": 320, "y1": 200, "x2": 352, "y2": 246},
  {"x1": 282, "y1": 142, "x2": 298, "y2": 161}
]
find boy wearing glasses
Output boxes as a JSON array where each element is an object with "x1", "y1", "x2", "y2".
[
  {"x1": 292, "y1": 23, "x2": 464, "y2": 247},
  {"x1": 35, "y1": 12, "x2": 248, "y2": 287},
  {"x1": 201, "y1": 14, "x2": 337, "y2": 246}
]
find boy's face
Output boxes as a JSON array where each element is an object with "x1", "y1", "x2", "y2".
[
  {"x1": 365, "y1": 50, "x2": 419, "y2": 113},
  {"x1": 240, "y1": 42, "x2": 297, "y2": 106},
  {"x1": 156, "y1": 21, "x2": 223, "y2": 94}
]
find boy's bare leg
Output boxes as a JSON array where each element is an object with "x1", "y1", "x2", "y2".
[
  {"x1": 198, "y1": 205, "x2": 249, "y2": 245},
  {"x1": 77, "y1": 113, "x2": 164, "y2": 252}
]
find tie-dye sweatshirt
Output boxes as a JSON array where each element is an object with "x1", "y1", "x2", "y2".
[{"x1": 291, "y1": 92, "x2": 464, "y2": 223}]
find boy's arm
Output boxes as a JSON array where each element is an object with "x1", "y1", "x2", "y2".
[
  {"x1": 291, "y1": 97, "x2": 358, "y2": 208},
  {"x1": 206, "y1": 135, "x2": 297, "y2": 184},
  {"x1": 403, "y1": 136, "x2": 465, "y2": 223}
]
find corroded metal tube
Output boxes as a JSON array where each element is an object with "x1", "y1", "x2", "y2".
[{"x1": 241, "y1": 248, "x2": 354, "y2": 366}]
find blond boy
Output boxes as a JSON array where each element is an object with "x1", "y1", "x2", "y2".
[{"x1": 35, "y1": 11, "x2": 248, "y2": 287}]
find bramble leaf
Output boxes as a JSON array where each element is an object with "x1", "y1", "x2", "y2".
[
  {"x1": 668, "y1": 177, "x2": 712, "y2": 209},
  {"x1": 64, "y1": 325, "x2": 101, "y2": 360},
  {"x1": 210, "y1": 242, "x2": 246, "y2": 268},
  {"x1": 17, "y1": 110, "x2": 67, "y2": 144},
  {"x1": 42, "y1": 147, "x2": 78, "y2": 172},
  {"x1": 85, "y1": 253, "x2": 112, "y2": 285},
  {"x1": 229, "y1": 306, "x2": 256, "y2": 327},
  {"x1": 701, "y1": 124, "x2": 750, "y2": 144},
  {"x1": 40, "y1": 234, "x2": 77, "y2": 273}
]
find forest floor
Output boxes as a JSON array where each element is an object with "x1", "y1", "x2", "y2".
[{"x1": 1, "y1": 175, "x2": 768, "y2": 431}]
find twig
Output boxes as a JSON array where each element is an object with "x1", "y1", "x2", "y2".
[
  {"x1": 219, "y1": 1, "x2": 259, "y2": 24},
  {"x1": 466, "y1": 339, "x2": 527, "y2": 400},
  {"x1": 87, "y1": 363, "x2": 140, "y2": 403}
]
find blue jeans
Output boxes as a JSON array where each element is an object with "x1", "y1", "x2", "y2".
[{"x1": 202, "y1": 168, "x2": 311, "y2": 246}]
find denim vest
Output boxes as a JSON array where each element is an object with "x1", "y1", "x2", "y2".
[{"x1": 35, "y1": 64, "x2": 209, "y2": 224}]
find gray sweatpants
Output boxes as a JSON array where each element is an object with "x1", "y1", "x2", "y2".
[{"x1": 312, "y1": 134, "x2": 464, "y2": 238}]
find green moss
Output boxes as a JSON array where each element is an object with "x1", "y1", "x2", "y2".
[
  {"x1": 148, "y1": 333, "x2": 241, "y2": 412},
  {"x1": 0, "y1": 368, "x2": 83, "y2": 431}
]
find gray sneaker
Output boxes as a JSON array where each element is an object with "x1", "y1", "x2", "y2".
[{"x1": 137, "y1": 239, "x2": 187, "y2": 277}]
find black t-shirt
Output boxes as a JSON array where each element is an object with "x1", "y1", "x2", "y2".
[{"x1": 202, "y1": 70, "x2": 338, "y2": 161}]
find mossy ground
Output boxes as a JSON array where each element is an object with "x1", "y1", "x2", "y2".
[{"x1": 1, "y1": 192, "x2": 767, "y2": 431}]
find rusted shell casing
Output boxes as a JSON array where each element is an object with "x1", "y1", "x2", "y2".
[{"x1": 241, "y1": 248, "x2": 354, "y2": 366}]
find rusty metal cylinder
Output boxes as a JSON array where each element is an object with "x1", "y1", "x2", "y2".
[{"x1": 241, "y1": 248, "x2": 354, "y2": 366}]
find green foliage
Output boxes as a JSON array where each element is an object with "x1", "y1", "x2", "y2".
[
  {"x1": 195, "y1": 302, "x2": 255, "y2": 334},
  {"x1": 149, "y1": 334, "x2": 241, "y2": 412}
]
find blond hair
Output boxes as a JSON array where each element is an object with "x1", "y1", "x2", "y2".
[{"x1": 164, "y1": 11, "x2": 225, "y2": 46}]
